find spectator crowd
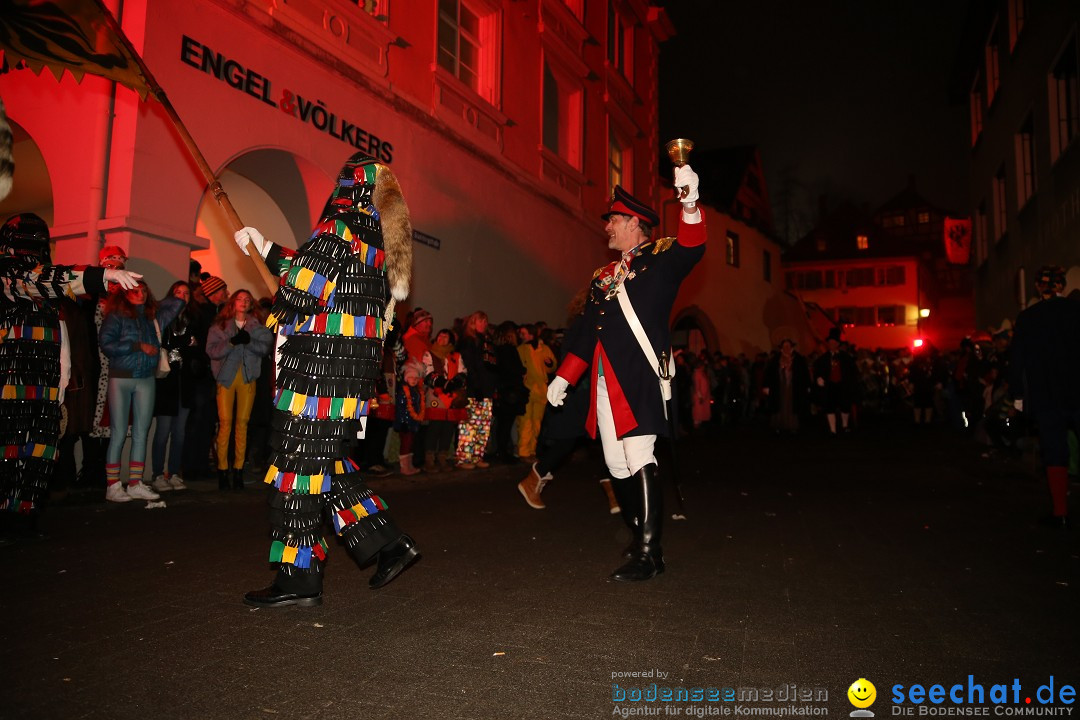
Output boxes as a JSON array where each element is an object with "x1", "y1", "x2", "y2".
[{"x1": 17, "y1": 241, "x2": 1076, "y2": 522}]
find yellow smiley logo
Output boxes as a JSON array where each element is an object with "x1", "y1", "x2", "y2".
[{"x1": 848, "y1": 678, "x2": 877, "y2": 708}]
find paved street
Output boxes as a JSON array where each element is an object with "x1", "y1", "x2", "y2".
[{"x1": 3, "y1": 419, "x2": 1078, "y2": 720}]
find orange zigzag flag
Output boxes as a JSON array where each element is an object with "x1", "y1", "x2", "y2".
[{"x1": 0, "y1": 0, "x2": 152, "y2": 99}]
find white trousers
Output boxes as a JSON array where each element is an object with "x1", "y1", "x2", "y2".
[{"x1": 596, "y1": 375, "x2": 656, "y2": 479}]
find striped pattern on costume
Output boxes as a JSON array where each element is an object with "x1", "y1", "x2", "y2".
[
  {"x1": 262, "y1": 150, "x2": 406, "y2": 578},
  {"x1": 2, "y1": 443, "x2": 56, "y2": 459},
  {"x1": 278, "y1": 312, "x2": 386, "y2": 339},
  {"x1": 270, "y1": 537, "x2": 329, "y2": 570},
  {"x1": 332, "y1": 494, "x2": 387, "y2": 533},
  {"x1": 0, "y1": 300, "x2": 62, "y2": 514},
  {"x1": 272, "y1": 388, "x2": 369, "y2": 420}
]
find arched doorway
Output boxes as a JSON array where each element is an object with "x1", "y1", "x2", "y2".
[
  {"x1": 194, "y1": 149, "x2": 332, "y2": 299},
  {"x1": 672, "y1": 306, "x2": 718, "y2": 356},
  {"x1": 0, "y1": 119, "x2": 54, "y2": 227}
]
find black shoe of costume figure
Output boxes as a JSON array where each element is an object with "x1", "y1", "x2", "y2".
[
  {"x1": 369, "y1": 534, "x2": 420, "y2": 589},
  {"x1": 243, "y1": 584, "x2": 323, "y2": 608},
  {"x1": 1038, "y1": 514, "x2": 1071, "y2": 531}
]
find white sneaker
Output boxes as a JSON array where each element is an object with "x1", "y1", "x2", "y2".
[
  {"x1": 105, "y1": 483, "x2": 132, "y2": 503},
  {"x1": 126, "y1": 482, "x2": 161, "y2": 501},
  {"x1": 151, "y1": 475, "x2": 173, "y2": 492},
  {"x1": 168, "y1": 474, "x2": 187, "y2": 490}
]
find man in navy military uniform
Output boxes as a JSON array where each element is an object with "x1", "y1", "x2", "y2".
[
  {"x1": 547, "y1": 166, "x2": 705, "y2": 581},
  {"x1": 1009, "y1": 265, "x2": 1080, "y2": 528}
]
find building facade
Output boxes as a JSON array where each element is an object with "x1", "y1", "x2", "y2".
[
  {"x1": 663, "y1": 147, "x2": 797, "y2": 357},
  {"x1": 0, "y1": 0, "x2": 674, "y2": 328},
  {"x1": 957, "y1": 0, "x2": 1080, "y2": 327},
  {"x1": 782, "y1": 181, "x2": 974, "y2": 352}
]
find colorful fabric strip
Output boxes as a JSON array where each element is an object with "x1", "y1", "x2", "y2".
[
  {"x1": 262, "y1": 466, "x2": 332, "y2": 495},
  {"x1": 349, "y1": 239, "x2": 385, "y2": 269},
  {"x1": 332, "y1": 495, "x2": 388, "y2": 534},
  {"x1": 309, "y1": 218, "x2": 354, "y2": 244},
  {"x1": 0, "y1": 499, "x2": 36, "y2": 513},
  {"x1": 1, "y1": 385, "x2": 60, "y2": 401},
  {"x1": 274, "y1": 388, "x2": 368, "y2": 420},
  {"x1": 2, "y1": 444, "x2": 57, "y2": 460},
  {"x1": 269, "y1": 538, "x2": 329, "y2": 569},
  {"x1": 287, "y1": 266, "x2": 337, "y2": 303},
  {"x1": 4, "y1": 325, "x2": 58, "y2": 341},
  {"x1": 279, "y1": 312, "x2": 385, "y2": 340},
  {"x1": 262, "y1": 458, "x2": 358, "y2": 494}
]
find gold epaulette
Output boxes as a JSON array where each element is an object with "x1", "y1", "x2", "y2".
[
  {"x1": 651, "y1": 237, "x2": 676, "y2": 254},
  {"x1": 592, "y1": 262, "x2": 615, "y2": 280}
]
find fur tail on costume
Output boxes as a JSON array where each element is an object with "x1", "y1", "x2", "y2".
[
  {"x1": 0, "y1": 98, "x2": 14, "y2": 203},
  {"x1": 373, "y1": 163, "x2": 412, "y2": 302}
]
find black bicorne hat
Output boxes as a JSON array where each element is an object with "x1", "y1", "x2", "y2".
[{"x1": 601, "y1": 185, "x2": 660, "y2": 227}]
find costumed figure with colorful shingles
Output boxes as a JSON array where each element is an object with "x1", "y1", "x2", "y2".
[
  {"x1": 0, "y1": 100, "x2": 142, "y2": 540},
  {"x1": 1008, "y1": 265, "x2": 1080, "y2": 529},
  {"x1": 235, "y1": 151, "x2": 420, "y2": 607},
  {"x1": 0, "y1": 214, "x2": 142, "y2": 542},
  {"x1": 546, "y1": 166, "x2": 706, "y2": 581}
]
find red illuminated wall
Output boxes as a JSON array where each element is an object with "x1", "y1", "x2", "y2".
[{"x1": 0, "y1": 0, "x2": 674, "y2": 327}]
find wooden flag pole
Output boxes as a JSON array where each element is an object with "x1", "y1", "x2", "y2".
[{"x1": 92, "y1": 0, "x2": 280, "y2": 295}]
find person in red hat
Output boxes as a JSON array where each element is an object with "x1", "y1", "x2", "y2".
[
  {"x1": 88, "y1": 245, "x2": 130, "y2": 451},
  {"x1": 544, "y1": 166, "x2": 706, "y2": 581},
  {"x1": 1009, "y1": 265, "x2": 1080, "y2": 529}
]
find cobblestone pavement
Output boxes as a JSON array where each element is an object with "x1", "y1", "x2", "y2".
[{"x1": 3, "y1": 419, "x2": 1077, "y2": 719}]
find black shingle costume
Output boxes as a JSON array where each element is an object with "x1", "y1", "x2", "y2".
[{"x1": 243, "y1": 151, "x2": 419, "y2": 607}]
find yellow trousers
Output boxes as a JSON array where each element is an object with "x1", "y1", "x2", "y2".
[
  {"x1": 516, "y1": 390, "x2": 547, "y2": 458},
  {"x1": 216, "y1": 372, "x2": 256, "y2": 470}
]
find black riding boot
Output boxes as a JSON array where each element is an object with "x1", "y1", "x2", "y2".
[
  {"x1": 611, "y1": 463, "x2": 664, "y2": 581},
  {"x1": 609, "y1": 474, "x2": 641, "y2": 556},
  {"x1": 218, "y1": 469, "x2": 229, "y2": 491},
  {"x1": 231, "y1": 468, "x2": 245, "y2": 491},
  {"x1": 609, "y1": 475, "x2": 640, "y2": 530}
]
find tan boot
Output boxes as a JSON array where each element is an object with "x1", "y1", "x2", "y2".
[
  {"x1": 399, "y1": 453, "x2": 421, "y2": 475},
  {"x1": 517, "y1": 463, "x2": 551, "y2": 510},
  {"x1": 600, "y1": 478, "x2": 621, "y2": 514},
  {"x1": 436, "y1": 452, "x2": 452, "y2": 472},
  {"x1": 424, "y1": 451, "x2": 437, "y2": 472}
]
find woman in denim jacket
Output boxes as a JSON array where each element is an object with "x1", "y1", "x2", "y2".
[
  {"x1": 99, "y1": 280, "x2": 185, "y2": 502},
  {"x1": 206, "y1": 289, "x2": 273, "y2": 490}
]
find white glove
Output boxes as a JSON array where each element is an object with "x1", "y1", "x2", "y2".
[
  {"x1": 816, "y1": 376, "x2": 825, "y2": 387},
  {"x1": 762, "y1": 387, "x2": 770, "y2": 396},
  {"x1": 674, "y1": 164, "x2": 699, "y2": 205},
  {"x1": 234, "y1": 226, "x2": 271, "y2": 258},
  {"x1": 103, "y1": 268, "x2": 143, "y2": 290},
  {"x1": 547, "y1": 376, "x2": 569, "y2": 407},
  {"x1": 1013, "y1": 398, "x2": 1023, "y2": 412}
]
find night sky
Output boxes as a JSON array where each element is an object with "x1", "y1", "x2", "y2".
[{"x1": 658, "y1": 0, "x2": 971, "y2": 244}]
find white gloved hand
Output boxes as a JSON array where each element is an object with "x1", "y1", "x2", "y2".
[
  {"x1": 816, "y1": 376, "x2": 825, "y2": 387},
  {"x1": 674, "y1": 164, "x2": 700, "y2": 205},
  {"x1": 234, "y1": 226, "x2": 271, "y2": 258},
  {"x1": 1013, "y1": 398, "x2": 1023, "y2": 412},
  {"x1": 103, "y1": 268, "x2": 143, "y2": 290},
  {"x1": 547, "y1": 376, "x2": 569, "y2": 407},
  {"x1": 762, "y1": 387, "x2": 770, "y2": 396}
]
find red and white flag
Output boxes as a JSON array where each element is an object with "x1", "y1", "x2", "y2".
[{"x1": 944, "y1": 217, "x2": 972, "y2": 265}]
